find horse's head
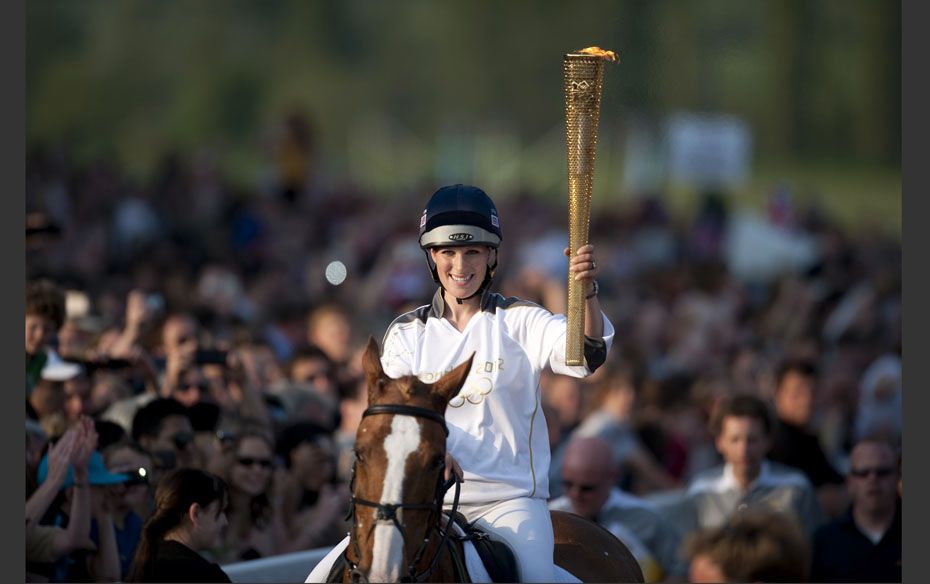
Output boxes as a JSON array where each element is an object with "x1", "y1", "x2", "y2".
[{"x1": 347, "y1": 336, "x2": 472, "y2": 583}]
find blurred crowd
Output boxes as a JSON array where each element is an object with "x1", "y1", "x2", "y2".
[{"x1": 25, "y1": 114, "x2": 901, "y2": 582}]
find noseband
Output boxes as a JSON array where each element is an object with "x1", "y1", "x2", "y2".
[{"x1": 346, "y1": 404, "x2": 461, "y2": 583}]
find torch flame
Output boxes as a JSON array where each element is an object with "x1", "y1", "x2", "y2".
[{"x1": 576, "y1": 46, "x2": 619, "y2": 62}]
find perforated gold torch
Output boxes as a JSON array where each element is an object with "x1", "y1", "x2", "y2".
[{"x1": 564, "y1": 46, "x2": 618, "y2": 366}]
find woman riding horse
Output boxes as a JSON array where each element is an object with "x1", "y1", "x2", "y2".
[{"x1": 309, "y1": 184, "x2": 613, "y2": 582}]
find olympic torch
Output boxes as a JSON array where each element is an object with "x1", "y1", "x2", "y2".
[{"x1": 564, "y1": 47, "x2": 618, "y2": 366}]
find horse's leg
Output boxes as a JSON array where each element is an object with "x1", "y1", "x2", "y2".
[{"x1": 551, "y1": 511, "x2": 644, "y2": 583}]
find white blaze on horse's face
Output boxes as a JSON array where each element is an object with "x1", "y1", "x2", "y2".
[{"x1": 369, "y1": 415, "x2": 421, "y2": 582}]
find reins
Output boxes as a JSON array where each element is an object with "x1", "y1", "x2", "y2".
[{"x1": 345, "y1": 404, "x2": 462, "y2": 583}]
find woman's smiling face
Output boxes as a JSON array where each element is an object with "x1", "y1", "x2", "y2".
[
  {"x1": 230, "y1": 436, "x2": 273, "y2": 496},
  {"x1": 429, "y1": 245, "x2": 492, "y2": 300}
]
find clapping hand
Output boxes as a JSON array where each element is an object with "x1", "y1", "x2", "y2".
[
  {"x1": 45, "y1": 426, "x2": 79, "y2": 488},
  {"x1": 72, "y1": 416, "x2": 98, "y2": 479}
]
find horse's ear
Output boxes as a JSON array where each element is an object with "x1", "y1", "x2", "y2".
[
  {"x1": 362, "y1": 336, "x2": 386, "y2": 397},
  {"x1": 432, "y1": 352, "x2": 474, "y2": 404}
]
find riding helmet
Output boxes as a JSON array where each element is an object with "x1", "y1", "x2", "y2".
[{"x1": 418, "y1": 184, "x2": 502, "y2": 250}]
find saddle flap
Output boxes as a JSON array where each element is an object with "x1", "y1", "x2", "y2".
[{"x1": 446, "y1": 512, "x2": 519, "y2": 584}]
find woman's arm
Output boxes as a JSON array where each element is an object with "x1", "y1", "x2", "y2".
[
  {"x1": 56, "y1": 418, "x2": 98, "y2": 557},
  {"x1": 226, "y1": 348, "x2": 272, "y2": 429},
  {"x1": 278, "y1": 483, "x2": 350, "y2": 553},
  {"x1": 86, "y1": 490, "x2": 120, "y2": 582},
  {"x1": 26, "y1": 427, "x2": 77, "y2": 526}
]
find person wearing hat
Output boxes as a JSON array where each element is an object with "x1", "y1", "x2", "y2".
[
  {"x1": 308, "y1": 185, "x2": 614, "y2": 582},
  {"x1": 31, "y1": 417, "x2": 125, "y2": 582},
  {"x1": 26, "y1": 420, "x2": 95, "y2": 578},
  {"x1": 27, "y1": 344, "x2": 85, "y2": 437}
]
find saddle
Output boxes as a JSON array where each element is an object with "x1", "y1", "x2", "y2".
[
  {"x1": 447, "y1": 511, "x2": 519, "y2": 583},
  {"x1": 325, "y1": 512, "x2": 519, "y2": 583}
]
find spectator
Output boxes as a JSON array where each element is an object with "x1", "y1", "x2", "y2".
[
  {"x1": 26, "y1": 279, "x2": 67, "y2": 394},
  {"x1": 131, "y1": 398, "x2": 198, "y2": 474},
  {"x1": 548, "y1": 436, "x2": 688, "y2": 582},
  {"x1": 333, "y1": 376, "x2": 367, "y2": 484},
  {"x1": 158, "y1": 313, "x2": 203, "y2": 398},
  {"x1": 853, "y1": 353, "x2": 902, "y2": 447},
  {"x1": 305, "y1": 303, "x2": 353, "y2": 368},
  {"x1": 211, "y1": 426, "x2": 285, "y2": 563},
  {"x1": 94, "y1": 420, "x2": 127, "y2": 452},
  {"x1": 275, "y1": 421, "x2": 349, "y2": 552},
  {"x1": 810, "y1": 438, "x2": 901, "y2": 583},
  {"x1": 540, "y1": 370, "x2": 586, "y2": 441},
  {"x1": 32, "y1": 417, "x2": 123, "y2": 583},
  {"x1": 28, "y1": 378, "x2": 66, "y2": 425},
  {"x1": 285, "y1": 345, "x2": 338, "y2": 400},
  {"x1": 127, "y1": 468, "x2": 231, "y2": 582},
  {"x1": 26, "y1": 422, "x2": 95, "y2": 580},
  {"x1": 672, "y1": 394, "x2": 824, "y2": 539},
  {"x1": 187, "y1": 402, "x2": 226, "y2": 470},
  {"x1": 102, "y1": 441, "x2": 155, "y2": 580},
  {"x1": 62, "y1": 366, "x2": 94, "y2": 424},
  {"x1": 269, "y1": 379, "x2": 339, "y2": 431},
  {"x1": 169, "y1": 366, "x2": 212, "y2": 409},
  {"x1": 95, "y1": 302, "x2": 187, "y2": 433},
  {"x1": 685, "y1": 510, "x2": 810, "y2": 583},
  {"x1": 549, "y1": 359, "x2": 679, "y2": 499},
  {"x1": 30, "y1": 354, "x2": 85, "y2": 432},
  {"x1": 89, "y1": 375, "x2": 135, "y2": 425},
  {"x1": 768, "y1": 358, "x2": 848, "y2": 519}
]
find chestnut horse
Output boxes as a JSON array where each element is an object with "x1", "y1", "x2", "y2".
[{"x1": 336, "y1": 337, "x2": 643, "y2": 583}]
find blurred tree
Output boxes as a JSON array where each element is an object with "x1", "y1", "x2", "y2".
[{"x1": 26, "y1": 0, "x2": 900, "y2": 185}]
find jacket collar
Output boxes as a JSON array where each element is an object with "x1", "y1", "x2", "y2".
[{"x1": 429, "y1": 287, "x2": 495, "y2": 319}]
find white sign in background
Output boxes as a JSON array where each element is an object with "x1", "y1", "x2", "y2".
[{"x1": 665, "y1": 112, "x2": 752, "y2": 189}]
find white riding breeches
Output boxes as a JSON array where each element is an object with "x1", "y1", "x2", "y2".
[{"x1": 451, "y1": 496, "x2": 555, "y2": 583}]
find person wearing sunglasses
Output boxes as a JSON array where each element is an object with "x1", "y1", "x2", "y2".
[
  {"x1": 131, "y1": 397, "x2": 198, "y2": 473},
  {"x1": 810, "y1": 438, "x2": 901, "y2": 583},
  {"x1": 548, "y1": 436, "x2": 688, "y2": 583},
  {"x1": 286, "y1": 345, "x2": 338, "y2": 400},
  {"x1": 210, "y1": 427, "x2": 286, "y2": 564}
]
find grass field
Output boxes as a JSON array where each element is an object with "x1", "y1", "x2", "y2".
[{"x1": 661, "y1": 163, "x2": 901, "y2": 239}]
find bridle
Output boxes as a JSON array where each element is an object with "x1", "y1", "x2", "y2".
[{"x1": 345, "y1": 404, "x2": 462, "y2": 583}]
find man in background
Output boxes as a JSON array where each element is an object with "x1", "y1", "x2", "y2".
[
  {"x1": 810, "y1": 438, "x2": 901, "y2": 582},
  {"x1": 673, "y1": 393, "x2": 824, "y2": 539},
  {"x1": 548, "y1": 436, "x2": 688, "y2": 582},
  {"x1": 768, "y1": 358, "x2": 847, "y2": 519}
]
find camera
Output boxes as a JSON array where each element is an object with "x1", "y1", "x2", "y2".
[{"x1": 84, "y1": 357, "x2": 133, "y2": 371}]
